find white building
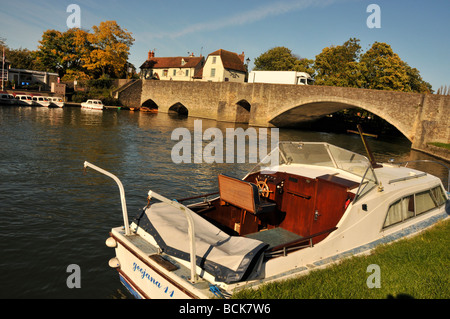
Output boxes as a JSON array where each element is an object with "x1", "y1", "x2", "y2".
[{"x1": 202, "y1": 49, "x2": 246, "y2": 83}]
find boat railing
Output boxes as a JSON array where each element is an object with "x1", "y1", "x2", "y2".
[
  {"x1": 265, "y1": 227, "x2": 338, "y2": 258},
  {"x1": 83, "y1": 161, "x2": 131, "y2": 236},
  {"x1": 392, "y1": 159, "x2": 450, "y2": 191},
  {"x1": 83, "y1": 161, "x2": 199, "y2": 283}
]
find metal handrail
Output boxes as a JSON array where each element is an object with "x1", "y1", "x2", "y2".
[
  {"x1": 83, "y1": 161, "x2": 198, "y2": 283},
  {"x1": 84, "y1": 161, "x2": 131, "y2": 236},
  {"x1": 391, "y1": 159, "x2": 450, "y2": 191}
]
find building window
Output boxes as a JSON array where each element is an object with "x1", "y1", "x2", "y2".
[
  {"x1": 163, "y1": 70, "x2": 168, "y2": 77},
  {"x1": 185, "y1": 70, "x2": 189, "y2": 77},
  {"x1": 212, "y1": 57, "x2": 216, "y2": 64},
  {"x1": 210, "y1": 68, "x2": 216, "y2": 77},
  {"x1": 173, "y1": 70, "x2": 177, "y2": 76}
]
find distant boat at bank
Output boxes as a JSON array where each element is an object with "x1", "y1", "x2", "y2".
[
  {"x1": 81, "y1": 99, "x2": 104, "y2": 110},
  {"x1": 140, "y1": 106, "x2": 158, "y2": 113},
  {"x1": 0, "y1": 91, "x2": 15, "y2": 105}
]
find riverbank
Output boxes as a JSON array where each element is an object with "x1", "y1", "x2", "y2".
[{"x1": 413, "y1": 144, "x2": 450, "y2": 163}]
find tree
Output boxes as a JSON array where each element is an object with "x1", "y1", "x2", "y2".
[
  {"x1": 253, "y1": 47, "x2": 299, "y2": 71},
  {"x1": 35, "y1": 28, "x2": 90, "y2": 77},
  {"x1": 359, "y1": 42, "x2": 412, "y2": 91},
  {"x1": 4, "y1": 47, "x2": 38, "y2": 70},
  {"x1": 313, "y1": 38, "x2": 363, "y2": 87},
  {"x1": 82, "y1": 21, "x2": 134, "y2": 78}
]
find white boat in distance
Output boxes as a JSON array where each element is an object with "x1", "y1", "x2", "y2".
[
  {"x1": 81, "y1": 99, "x2": 104, "y2": 110},
  {"x1": 84, "y1": 129, "x2": 449, "y2": 299},
  {"x1": 0, "y1": 91, "x2": 15, "y2": 105},
  {"x1": 31, "y1": 95, "x2": 50, "y2": 107},
  {"x1": 13, "y1": 94, "x2": 35, "y2": 106},
  {"x1": 48, "y1": 96, "x2": 64, "y2": 108}
]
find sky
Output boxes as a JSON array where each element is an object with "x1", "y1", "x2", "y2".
[{"x1": 0, "y1": 0, "x2": 449, "y2": 91}]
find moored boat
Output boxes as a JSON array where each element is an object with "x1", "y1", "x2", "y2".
[
  {"x1": 48, "y1": 96, "x2": 64, "y2": 108},
  {"x1": 81, "y1": 99, "x2": 104, "y2": 110},
  {"x1": 13, "y1": 93, "x2": 35, "y2": 106},
  {"x1": 0, "y1": 91, "x2": 15, "y2": 105},
  {"x1": 31, "y1": 94, "x2": 50, "y2": 107},
  {"x1": 84, "y1": 133, "x2": 449, "y2": 299}
]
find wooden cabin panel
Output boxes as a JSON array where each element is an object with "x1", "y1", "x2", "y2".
[
  {"x1": 279, "y1": 193, "x2": 314, "y2": 236},
  {"x1": 279, "y1": 174, "x2": 317, "y2": 237},
  {"x1": 310, "y1": 179, "x2": 350, "y2": 244}
]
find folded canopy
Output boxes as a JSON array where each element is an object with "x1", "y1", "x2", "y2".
[{"x1": 137, "y1": 202, "x2": 268, "y2": 283}]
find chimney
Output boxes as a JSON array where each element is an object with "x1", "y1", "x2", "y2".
[
  {"x1": 148, "y1": 50, "x2": 155, "y2": 60},
  {"x1": 239, "y1": 51, "x2": 245, "y2": 63}
]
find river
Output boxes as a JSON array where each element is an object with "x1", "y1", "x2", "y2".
[{"x1": 0, "y1": 105, "x2": 448, "y2": 298}]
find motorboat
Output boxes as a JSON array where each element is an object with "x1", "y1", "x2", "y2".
[
  {"x1": 31, "y1": 95, "x2": 50, "y2": 107},
  {"x1": 0, "y1": 91, "x2": 16, "y2": 105},
  {"x1": 84, "y1": 129, "x2": 449, "y2": 299},
  {"x1": 13, "y1": 93, "x2": 35, "y2": 106},
  {"x1": 48, "y1": 96, "x2": 64, "y2": 108},
  {"x1": 81, "y1": 99, "x2": 104, "y2": 110}
]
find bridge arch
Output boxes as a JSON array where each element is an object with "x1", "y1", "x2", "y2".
[
  {"x1": 235, "y1": 99, "x2": 251, "y2": 124},
  {"x1": 141, "y1": 99, "x2": 159, "y2": 110},
  {"x1": 268, "y1": 97, "x2": 412, "y2": 141},
  {"x1": 168, "y1": 102, "x2": 189, "y2": 116}
]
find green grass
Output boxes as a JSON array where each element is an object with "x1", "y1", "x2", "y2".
[
  {"x1": 428, "y1": 142, "x2": 450, "y2": 150},
  {"x1": 232, "y1": 218, "x2": 450, "y2": 299}
]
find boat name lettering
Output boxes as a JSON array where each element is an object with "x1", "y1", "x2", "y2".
[{"x1": 132, "y1": 262, "x2": 175, "y2": 297}]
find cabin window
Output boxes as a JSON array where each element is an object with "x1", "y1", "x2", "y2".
[{"x1": 383, "y1": 186, "x2": 446, "y2": 229}]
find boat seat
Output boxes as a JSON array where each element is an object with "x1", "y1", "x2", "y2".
[{"x1": 218, "y1": 174, "x2": 276, "y2": 215}]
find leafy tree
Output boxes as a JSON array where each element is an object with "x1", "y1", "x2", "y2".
[
  {"x1": 253, "y1": 47, "x2": 300, "y2": 71},
  {"x1": 82, "y1": 21, "x2": 134, "y2": 78},
  {"x1": 359, "y1": 42, "x2": 411, "y2": 91},
  {"x1": 312, "y1": 38, "x2": 432, "y2": 93},
  {"x1": 313, "y1": 38, "x2": 363, "y2": 87},
  {"x1": 4, "y1": 47, "x2": 38, "y2": 70},
  {"x1": 35, "y1": 28, "x2": 90, "y2": 77}
]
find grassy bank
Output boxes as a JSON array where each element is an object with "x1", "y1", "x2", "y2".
[
  {"x1": 428, "y1": 142, "x2": 450, "y2": 150},
  {"x1": 233, "y1": 218, "x2": 449, "y2": 299}
]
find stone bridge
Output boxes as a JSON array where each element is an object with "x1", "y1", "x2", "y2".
[{"x1": 117, "y1": 80, "x2": 450, "y2": 160}]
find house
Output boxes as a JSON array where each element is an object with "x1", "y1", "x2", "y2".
[
  {"x1": 140, "y1": 50, "x2": 204, "y2": 81},
  {"x1": 5, "y1": 67, "x2": 58, "y2": 91},
  {"x1": 202, "y1": 49, "x2": 246, "y2": 83}
]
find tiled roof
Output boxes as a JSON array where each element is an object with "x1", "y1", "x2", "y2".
[
  {"x1": 140, "y1": 56, "x2": 204, "y2": 69},
  {"x1": 208, "y1": 49, "x2": 246, "y2": 72}
]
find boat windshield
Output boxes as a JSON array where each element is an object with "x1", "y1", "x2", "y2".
[{"x1": 248, "y1": 142, "x2": 379, "y2": 201}]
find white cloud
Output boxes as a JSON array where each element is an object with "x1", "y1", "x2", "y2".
[{"x1": 149, "y1": 0, "x2": 337, "y2": 39}]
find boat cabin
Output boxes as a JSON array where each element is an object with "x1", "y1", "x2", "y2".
[{"x1": 183, "y1": 142, "x2": 377, "y2": 255}]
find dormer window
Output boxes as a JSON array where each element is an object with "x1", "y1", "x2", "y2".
[{"x1": 181, "y1": 58, "x2": 186, "y2": 66}]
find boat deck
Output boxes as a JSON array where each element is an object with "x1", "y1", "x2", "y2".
[{"x1": 245, "y1": 227, "x2": 303, "y2": 250}]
